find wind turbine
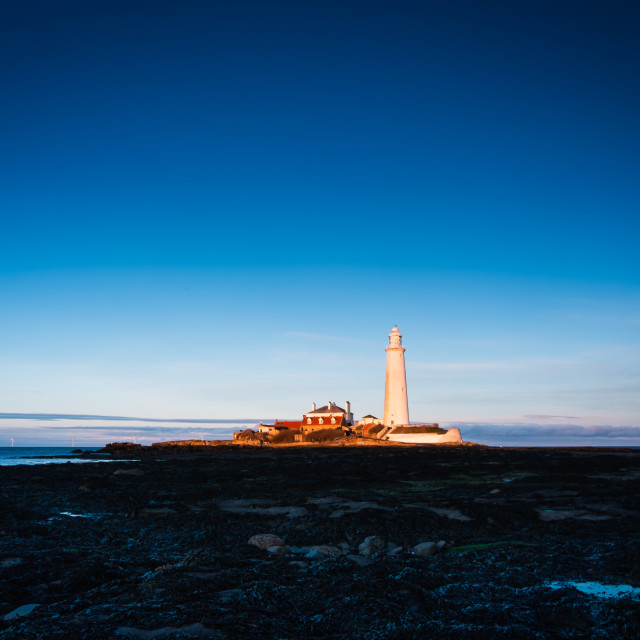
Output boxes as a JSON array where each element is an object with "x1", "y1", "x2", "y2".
[{"x1": 10, "y1": 436, "x2": 14, "y2": 447}]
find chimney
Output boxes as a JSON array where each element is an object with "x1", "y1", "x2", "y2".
[
  {"x1": 312, "y1": 402, "x2": 316, "y2": 411},
  {"x1": 328, "y1": 401, "x2": 332, "y2": 411},
  {"x1": 345, "y1": 401, "x2": 351, "y2": 421}
]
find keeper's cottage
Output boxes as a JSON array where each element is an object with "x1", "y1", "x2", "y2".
[{"x1": 301, "y1": 402, "x2": 354, "y2": 434}]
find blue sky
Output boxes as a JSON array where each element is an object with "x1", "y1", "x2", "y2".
[{"x1": 1, "y1": 1, "x2": 639, "y2": 446}]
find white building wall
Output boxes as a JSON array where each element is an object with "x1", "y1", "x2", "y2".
[{"x1": 386, "y1": 428, "x2": 463, "y2": 444}]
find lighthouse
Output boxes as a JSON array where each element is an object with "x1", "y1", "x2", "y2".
[{"x1": 383, "y1": 326, "x2": 410, "y2": 427}]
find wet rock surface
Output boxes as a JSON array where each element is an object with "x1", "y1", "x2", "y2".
[{"x1": 1, "y1": 446, "x2": 640, "y2": 638}]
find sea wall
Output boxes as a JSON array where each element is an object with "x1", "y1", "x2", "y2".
[{"x1": 386, "y1": 428, "x2": 463, "y2": 444}]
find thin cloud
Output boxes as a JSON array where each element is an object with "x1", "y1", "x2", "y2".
[
  {"x1": 0, "y1": 413, "x2": 260, "y2": 423},
  {"x1": 38, "y1": 425, "x2": 257, "y2": 433},
  {"x1": 524, "y1": 414, "x2": 582, "y2": 420}
]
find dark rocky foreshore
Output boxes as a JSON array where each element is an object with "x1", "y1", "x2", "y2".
[{"x1": 1, "y1": 445, "x2": 640, "y2": 639}]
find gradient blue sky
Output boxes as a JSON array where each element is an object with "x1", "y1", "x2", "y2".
[{"x1": 1, "y1": 1, "x2": 639, "y2": 446}]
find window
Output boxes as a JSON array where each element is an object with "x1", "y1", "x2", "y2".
[
  {"x1": 307, "y1": 418, "x2": 312, "y2": 424},
  {"x1": 331, "y1": 417, "x2": 336, "y2": 424},
  {"x1": 319, "y1": 418, "x2": 324, "y2": 424}
]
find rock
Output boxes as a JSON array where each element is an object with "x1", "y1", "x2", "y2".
[
  {"x1": 425, "y1": 506, "x2": 472, "y2": 521},
  {"x1": 305, "y1": 545, "x2": 342, "y2": 560},
  {"x1": 535, "y1": 508, "x2": 591, "y2": 521},
  {"x1": 114, "y1": 469, "x2": 144, "y2": 476},
  {"x1": 387, "y1": 546, "x2": 403, "y2": 556},
  {"x1": 139, "y1": 507, "x2": 176, "y2": 517},
  {"x1": 219, "y1": 503, "x2": 308, "y2": 518},
  {"x1": 115, "y1": 622, "x2": 216, "y2": 638},
  {"x1": 248, "y1": 534, "x2": 284, "y2": 550},
  {"x1": 436, "y1": 540, "x2": 448, "y2": 551},
  {"x1": 338, "y1": 541, "x2": 351, "y2": 552},
  {"x1": 288, "y1": 545, "x2": 311, "y2": 555},
  {"x1": 289, "y1": 560, "x2": 308, "y2": 568},
  {"x1": 329, "y1": 501, "x2": 392, "y2": 518},
  {"x1": 358, "y1": 535, "x2": 386, "y2": 556},
  {"x1": 0, "y1": 557, "x2": 23, "y2": 568},
  {"x1": 267, "y1": 545, "x2": 290, "y2": 556},
  {"x1": 218, "y1": 498, "x2": 277, "y2": 508},
  {"x1": 306, "y1": 496, "x2": 343, "y2": 505},
  {"x1": 184, "y1": 572, "x2": 218, "y2": 580},
  {"x1": 346, "y1": 554, "x2": 374, "y2": 567},
  {"x1": 4, "y1": 603, "x2": 40, "y2": 621},
  {"x1": 413, "y1": 542, "x2": 438, "y2": 557},
  {"x1": 217, "y1": 589, "x2": 244, "y2": 603}
]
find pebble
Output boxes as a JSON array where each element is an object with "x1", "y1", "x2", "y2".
[
  {"x1": 248, "y1": 534, "x2": 284, "y2": 549},
  {"x1": 358, "y1": 535, "x2": 386, "y2": 556}
]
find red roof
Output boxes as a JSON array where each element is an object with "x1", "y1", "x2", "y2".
[
  {"x1": 302, "y1": 415, "x2": 347, "y2": 427},
  {"x1": 274, "y1": 420, "x2": 301, "y2": 430}
]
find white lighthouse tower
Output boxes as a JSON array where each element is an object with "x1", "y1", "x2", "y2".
[{"x1": 383, "y1": 326, "x2": 410, "y2": 427}]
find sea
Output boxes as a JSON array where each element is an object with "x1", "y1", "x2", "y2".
[{"x1": 0, "y1": 447, "x2": 109, "y2": 466}]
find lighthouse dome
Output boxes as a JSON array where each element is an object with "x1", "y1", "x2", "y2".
[{"x1": 388, "y1": 326, "x2": 403, "y2": 348}]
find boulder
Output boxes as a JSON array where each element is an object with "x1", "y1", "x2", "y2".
[
  {"x1": 116, "y1": 623, "x2": 216, "y2": 639},
  {"x1": 4, "y1": 604, "x2": 40, "y2": 621},
  {"x1": 267, "y1": 545, "x2": 290, "y2": 556},
  {"x1": 289, "y1": 561, "x2": 308, "y2": 568},
  {"x1": 217, "y1": 589, "x2": 244, "y2": 603},
  {"x1": 248, "y1": 534, "x2": 284, "y2": 550},
  {"x1": 358, "y1": 535, "x2": 386, "y2": 556},
  {"x1": 413, "y1": 542, "x2": 438, "y2": 557},
  {"x1": 305, "y1": 545, "x2": 342, "y2": 560},
  {"x1": 139, "y1": 507, "x2": 176, "y2": 517},
  {"x1": 346, "y1": 554, "x2": 374, "y2": 567},
  {"x1": 0, "y1": 557, "x2": 23, "y2": 568}
]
